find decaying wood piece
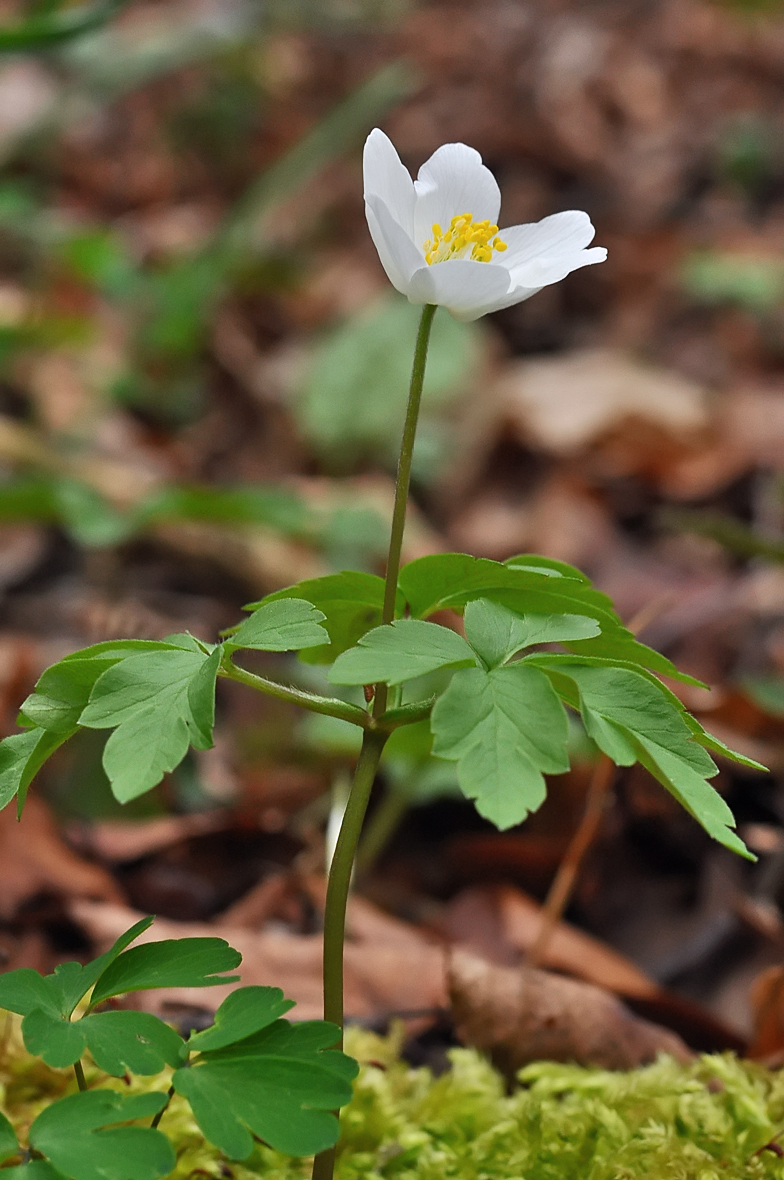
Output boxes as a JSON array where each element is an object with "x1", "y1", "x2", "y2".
[{"x1": 448, "y1": 950, "x2": 691, "y2": 1076}]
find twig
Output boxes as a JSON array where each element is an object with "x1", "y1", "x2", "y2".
[
  {"x1": 527, "y1": 595, "x2": 674, "y2": 968},
  {"x1": 527, "y1": 753, "x2": 615, "y2": 968}
]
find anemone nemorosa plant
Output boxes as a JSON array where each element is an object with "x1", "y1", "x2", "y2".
[{"x1": 0, "y1": 131, "x2": 762, "y2": 1180}]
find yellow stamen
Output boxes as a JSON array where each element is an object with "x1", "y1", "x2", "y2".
[{"x1": 423, "y1": 212, "x2": 508, "y2": 265}]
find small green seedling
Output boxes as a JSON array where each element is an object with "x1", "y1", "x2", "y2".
[{"x1": 0, "y1": 916, "x2": 356, "y2": 1176}]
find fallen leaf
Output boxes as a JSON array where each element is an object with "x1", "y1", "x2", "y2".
[
  {"x1": 449, "y1": 475, "x2": 616, "y2": 566},
  {"x1": 448, "y1": 950, "x2": 691, "y2": 1075},
  {"x1": 442, "y1": 884, "x2": 657, "y2": 998},
  {"x1": 495, "y1": 349, "x2": 708, "y2": 456},
  {"x1": 71, "y1": 898, "x2": 447, "y2": 1022},
  {"x1": 67, "y1": 811, "x2": 231, "y2": 864},
  {"x1": 748, "y1": 965, "x2": 784, "y2": 1061},
  {"x1": 0, "y1": 795, "x2": 123, "y2": 919}
]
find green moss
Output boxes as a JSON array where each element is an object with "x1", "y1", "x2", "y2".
[{"x1": 2, "y1": 1017, "x2": 784, "y2": 1179}]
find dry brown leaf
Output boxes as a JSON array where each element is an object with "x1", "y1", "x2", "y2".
[
  {"x1": 450, "y1": 475, "x2": 616, "y2": 566},
  {"x1": 71, "y1": 897, "x2": 447, "y2": 1022},
  {"x1": 442, "y1": 884, "x2": 657, "y2": 998},
  {"x1": 220, "y1": 872, "x2": 295, "y2": 929},
  {"x1": 67, "y1": 811, "x2": 231, "y2": 864},
  {"x1": 0, "y1": 796, "x2": 123, "y2": 918},
  {"x1": 748, "y1": 965, "x2": 784, "y2": 1061},
  {"x1": 448, "y1": 950, "x2": 691, "y2": 1075},
  {"x1": 495, "y1": 349, "x2": 708, "y2": 456}
]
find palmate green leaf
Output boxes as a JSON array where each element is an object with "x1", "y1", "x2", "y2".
[
  {"x1": 685, "y1": 717, "x2": 768, "y2": 771},
  {"x1": 19, "y1": 641, "x2": 187, "y2": 734},
  {"x1": 20, "y1": 1010, "x2": 84, "y2": 1067},
  {"x1": 0, "y1": 638, "x2": 209, "y2": 814},
  {"x1": 57, "y1": 915, "x2": 153, "y2": 1015},
  {"x1": 247, "y1": 571, "x2": 405, "y2": 664},
  {"x1": 187, "y1": 646, "x2": 221, "y2": 751},
  {"x1": 20, "y1": 661, "x2": 116, "y2": 734},
  {"x1": 526, "y1": 652, "x2": 768, "y2": 775},
  {"x1": 462, "y1": 599, "x2": 600, "y2": 670},
  {"x1": 82, "y1": 1011, "x2": 183, "y2": 1075},
  {"x1": 0, "y1": 726, "x2": 72, "y2": 817},
  {"x1": 528, "y1": 657, "x2": 754, "y2": 859},
  {"x1": 227, "y1": 599, "x2": 329, "y2": 654},
  {"x1": 329, "y1": 619, "x2": 477, "y2": 687},
  {"x1": 0, "y1": 968, "x2": 66, "y2": 1021},
  {"x1": 328, "y1": 600, "x2": 601, "y2": 688},
  {"x1": 21, "y1": 1008, "x2": 183, "y2": 1075},
  {"x1": 29, "y1": 1091, "x2": 174, "y2": 1180},
  {"x1": 187, "y1": 986, "x2": 295, "y2": 1054},
  {"x1": 431, "y1": 664, "x2": 570, "y2": 829},
  {"x1": 173, "y1": 1019, "x2": 358, "y2": 1159},
  {"x1": 78, "y1": 648, "x2": 210, "y2": 732},
  {"x1": 398, "y1": 554, "x2": 703, "y2": 685},
  {"x1": 79, "y1": 645, "x2": 216, "y2": 801},
  {"x1": 89, "y1": 936, "x2": 241, "y2": 1007}
]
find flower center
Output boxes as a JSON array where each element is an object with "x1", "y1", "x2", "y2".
[{"x1": 423, "y1": 213, "x2": 508, "y2": 265}]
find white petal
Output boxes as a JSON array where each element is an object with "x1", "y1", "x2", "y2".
[
  {"x1": 499, "y1": 211, "x2": 597, "y2": 273},
  {"x1": 510, "y1": 246, "x2": 608, "y2": 289},
  {"x1": 365, "y1": 194, "x2": 424, "y2": 296},
  {"x1": 363, "y1": 128, "x2": 415, "y2": 238},
  {"x1": 460, "y1": 283, "x2": 544, "y2": 318},
  {"x1": 406, "y1": 259, "x2": 511, "y2": 321},
  {"x1": 473, "y1": 243, "x2": 608, "y2": 317},
  {"x1": 413, "y1": 143, "x2": 501, "y2": 250}
]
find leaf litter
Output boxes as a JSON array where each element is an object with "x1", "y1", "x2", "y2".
[{"x1": 1, "y1": 0, "x2": 784, "y2": 1155}]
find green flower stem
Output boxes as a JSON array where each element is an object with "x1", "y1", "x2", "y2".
[
  {"x1": 311, "y1": 728, "x2": 387, "y2": 1180},
  {"x1": 219, "y1": 660, "x2": 371, "y2": 728},
  {"x1": 73, "y1": 1060, "x2": 87, "y2": 1092},
  {"x1": 373, "y1": 302, "x2": 437, "y2": 719},
  {"x1": 321, "y1": 727, "x2": 388, "y2": 1031},
  {"x1": 380, "y1": 303, "x2": 437, "y2": 624},
  {"x1": 313, "y1": 306, "x2": 436, "y2": 1180}
]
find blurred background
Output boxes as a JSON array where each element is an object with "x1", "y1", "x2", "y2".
[{"x1": 1, "y1": 0, "x2": 784, "y2": 1061}]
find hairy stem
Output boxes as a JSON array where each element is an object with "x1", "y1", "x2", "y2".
[
  {"x1": 219, "y1": 660, "x2": 371, "y2": 728},
  {"x1": 373, "y1": 302, "x2": 437, "y2": 719},
  {"x1": 73, "y1": 1060, "x2": 87, "y2": 1092}
]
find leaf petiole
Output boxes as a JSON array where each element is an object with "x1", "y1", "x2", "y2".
[
  {"x1": 218, "y1": 658, "x2": 372, "y2": 729},
  {"x1": 379, "y1": 697, "x2": 437, "y2": 729},
  {"x1": 150, "y1": 1086, "x2": 175, "y2": 1130}
]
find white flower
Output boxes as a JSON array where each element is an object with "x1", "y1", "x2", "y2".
[{"x1": 363, "y1": 129, "x2": 607, "y2": 322}]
